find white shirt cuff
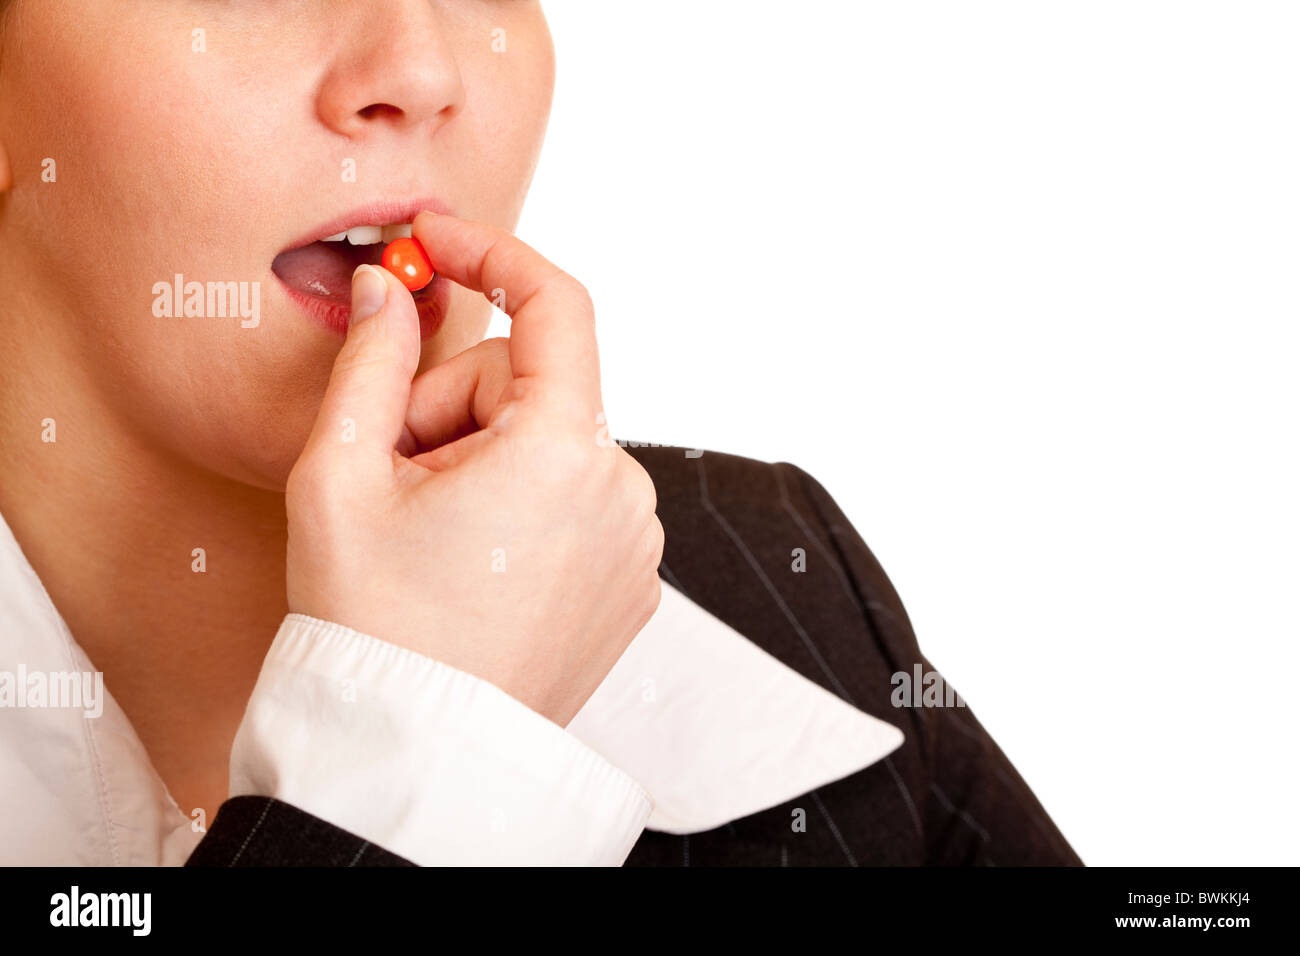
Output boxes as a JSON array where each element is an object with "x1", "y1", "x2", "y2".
[{"x1": 229, "y1": 613, "x2": 652, "y2": 865}]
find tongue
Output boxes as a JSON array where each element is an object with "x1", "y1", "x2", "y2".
[{"x1": 272, "y1": 241, "x2": 384, "y2": 301}]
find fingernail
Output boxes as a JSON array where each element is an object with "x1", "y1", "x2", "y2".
[{"x1": 351, "y1": 264, "x2": 387, "y2": 326}]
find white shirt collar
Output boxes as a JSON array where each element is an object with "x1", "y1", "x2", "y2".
[
  {"x1": 0, "y1": 509, "x2": 902, "y2": 864},
  {"x1": 569, "y1": 584, "x2": 903, "y2": 834},
  {"x1": 0, "y1": 511, "x2": 196, "y2": 865}
]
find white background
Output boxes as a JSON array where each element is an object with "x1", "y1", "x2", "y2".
[{"x1": 498, "y1": 1, "x2": 1300, "y2": 865}]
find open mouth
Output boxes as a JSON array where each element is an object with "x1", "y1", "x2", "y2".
[{"x1": 272, "y1": 206, "x2": 450, "y2": 337}]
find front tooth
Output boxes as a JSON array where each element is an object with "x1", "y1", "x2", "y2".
[
  {"x1": 346, "y1": 226, "x2": 383, "y2": 245},
  {"x1": 322, "y1": 232, "x2": 347, "y2": 242},
  {"x1": 382, "y1": 223, "x2": 413, "y2": 241}
]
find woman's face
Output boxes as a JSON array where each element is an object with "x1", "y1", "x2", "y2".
[{"x1": 0, "y1": 0, "x2": 554, "y2": 489}]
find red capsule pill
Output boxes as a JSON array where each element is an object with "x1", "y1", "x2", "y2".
[{"x1": 381, "y1": 237, "x2": 435, "y2": 292}]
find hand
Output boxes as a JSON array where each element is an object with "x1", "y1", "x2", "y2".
[{"x1": 285, "y1": 212, "x2": 664, "y2": 726}]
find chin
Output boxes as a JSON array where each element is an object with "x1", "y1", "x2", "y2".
[
  {"x1": 169, "y1": 414, "x2": 316, "y2": 496},
  {"x1": 232, "y1": 454, "x2": 301, "y2": 495}
]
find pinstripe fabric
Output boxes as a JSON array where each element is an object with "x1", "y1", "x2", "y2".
[
  {"x1": 188, "y1": 796, "x2": 414, "y2": 867},
  {"x1": 188, "y1": 446, "x2": 1081, "y2": 867}
]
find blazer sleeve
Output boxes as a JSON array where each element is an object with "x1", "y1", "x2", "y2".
[
  {"x1": 786, "y1": 462, "x2": 1083, "y2": 865},
  {"x1": 186, "y1": 795, "x2": 414, "y2": 866}
]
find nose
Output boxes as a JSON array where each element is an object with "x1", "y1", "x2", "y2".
[{"x1": 315, "y1": 0, "x2": 466, "y2": 140}]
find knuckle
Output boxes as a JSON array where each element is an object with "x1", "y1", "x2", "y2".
[
  {"x1": 514, "y1": 414, "x2": 607, "y2": 482},
  {"x1": 644, "y1": 516, "x2": 666, "y2": 565},
  {"x1": 538, "y1": 268, "x2": 594, "y2": 313},
  {"x1": 618, "y1": 453, "x2": 659, "y2": 520},
  {"x1": 565, "y1": 275, "x2": 595, "y2": 310},
  {"x1": 468, "y1": 336, "x2": 512, "y2": 384},
  {"x1": 499, "y1": 374, "x2": 545, "y2": 413},
  {"x1": 482, "y1": 336, "x2": 511, "y2": 361},
  {"x1": 513, "y1": 417, "x2": 594, "y2": 484},
  {"x1": 480, "y1": 231, "x2": 525, "y2": 285},
  {"x1": 547, "y1": 430, "x2": 599, "y2": 482},
  {"x1": 637, "y1": 574, "x2": 663, "y2": 628}
]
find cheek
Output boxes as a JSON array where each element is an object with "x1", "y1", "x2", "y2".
[
  {"x1": 0, "y1": 12, "x2": 318, "y2": 489},
  {"x1": 7, "y1": 10, "x2": 283, "y2": 320},
  {"x1": 459, "y1": 31, "x2": 555, "y2": 218}
]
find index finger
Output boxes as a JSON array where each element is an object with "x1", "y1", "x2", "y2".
[{"x1": 412, "y1": 211, "x2": 600, "y2": 400}]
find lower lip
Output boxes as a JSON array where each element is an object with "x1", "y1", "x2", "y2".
[{"x1": 274, "y1": 271, "x2": 450, "y2": 339}]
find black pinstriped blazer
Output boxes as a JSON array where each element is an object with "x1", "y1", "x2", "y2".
[{"x1": 187, "y1": 445, "x2": 1082, "y2": 867}]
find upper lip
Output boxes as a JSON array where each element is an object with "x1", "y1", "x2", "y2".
[{"x1": 278, "y1": 196, "x2": 454, "y2": 253}]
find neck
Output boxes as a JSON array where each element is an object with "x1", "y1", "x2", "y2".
[{"x1": 0, "y1": 349, "x2": 288, "y2": 818}]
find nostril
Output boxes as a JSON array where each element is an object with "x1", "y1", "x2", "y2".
[{"x1": 358, "y1": 103, "x2": 402, "y2": 122}]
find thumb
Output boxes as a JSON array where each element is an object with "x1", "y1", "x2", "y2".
[{"x1": 299, "y1": 264, "x2": 421, "y2": 475}]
